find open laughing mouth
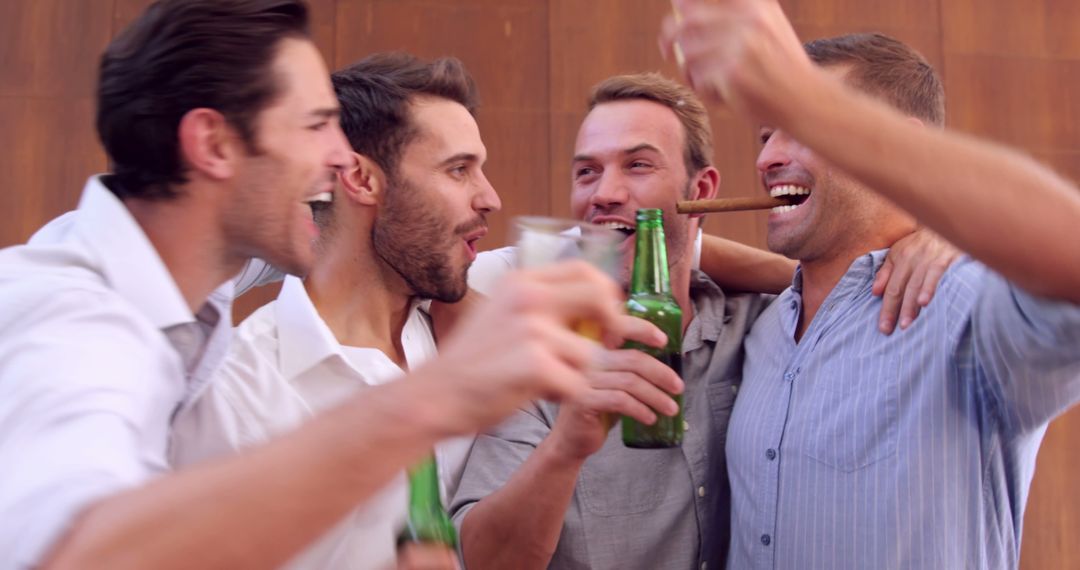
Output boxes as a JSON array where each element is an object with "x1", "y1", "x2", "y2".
[
  {"x1": 769, "y1": 184, "x2": 810, "y2": 214},
  {"x1": 596, "y1": 221, "x2": 635, "y2": 238},
  {"x1": 304, "y1": 191, "x2": 333, "y2": 214}
]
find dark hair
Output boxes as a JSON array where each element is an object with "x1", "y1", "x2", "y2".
[
  {"x1": 96, "y1": 0, "x2": 310, "y2": 200},
  {"x1": 331, "y1": 52, "x2": 478, "y2": 177},
  {"x1": 588, "y1": 73, "x2": 714, "y2": 177},
  {"x1": 804, "y1": 32, "x2": 945, "y2": 126}
]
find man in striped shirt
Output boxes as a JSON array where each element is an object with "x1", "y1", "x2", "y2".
[{"x1": 663, "y1": 7, "x2": 1080, "y2": 569}]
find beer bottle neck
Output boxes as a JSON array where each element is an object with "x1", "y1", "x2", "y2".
[{"x1": 630, "y1": 215, "x2": 672, "y2": 296}]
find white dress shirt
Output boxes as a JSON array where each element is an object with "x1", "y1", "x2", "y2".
[
  {"x1": 171, "y1": 275, "x2": 473, "y2": 570},
  {"x1": 0, "y1": 176, "x2": 233, "y2": 568}
]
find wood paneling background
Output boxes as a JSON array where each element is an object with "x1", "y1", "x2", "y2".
[{"x1": 1, "y1": 1, "x2": 1077, "y2": 568}]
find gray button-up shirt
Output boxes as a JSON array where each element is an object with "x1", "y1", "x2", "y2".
[
  {"x1": 451, "y1": 271, "x2": 770, "y2": 569},
  {"x1": 727, "y1": 251, "x2": 1080, "y2": 570}
]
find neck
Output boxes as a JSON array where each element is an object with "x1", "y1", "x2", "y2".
[
  {"x1": 795, "y1": 254, "x2": 853, "y2": 341},
  {"x1": 304, "y1": 231, "x2": 413, "y2": 368},
  {"x1": 670, "y1": 257, "x2": 695, "y2": 335},
  {"x1": 794, "y1": 226, "x2": 911, "y2": 340},
  {"x1": 124, "y1": 194, "x2": 243, "y2": 314}
]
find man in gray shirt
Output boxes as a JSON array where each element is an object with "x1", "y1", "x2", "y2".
[{"x1": 451, "y1": 72, "x2": 771, "y2": 570}]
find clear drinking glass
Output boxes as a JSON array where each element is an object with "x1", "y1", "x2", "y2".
[{"x1": 512, "y1": 216, "x2": 623, "y2": 339}]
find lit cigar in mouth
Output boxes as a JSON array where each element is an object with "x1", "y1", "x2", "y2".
[{"x1": 676, "y1": 196, "x2": 797, "y2": 214}]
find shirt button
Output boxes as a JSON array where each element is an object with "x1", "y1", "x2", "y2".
[
  {"x1": 765, "y1": 448, "x2": 777, "y2": 460},
  {"x1": 761, "y1": 534, "x2": 772, "y2": 546},
  {"x1": 683, "y1": 420, "x2": 690, "y2": 432},
  {"x1": 784, "y1": 372, "x2": 795, "y2": 381},
  {"x1": 789, "y1": 301, "x2": 797, "y2": 310},
  {"x1": 698, "y1": 486, "x2": 706, "y2": 498}
]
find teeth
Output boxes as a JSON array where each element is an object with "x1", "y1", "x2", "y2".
[
  {"x1": 598, "y1": 221, "x2": 634, "y2": 232},
  {"x1": 771, "y1": 204, "x2": 799, "y2": 214},
  {"x1": 305, "y1": 192, "x2": 332, "y2": 204},
  {"x1": 769, "y1": 184, "x2": 811, "y2": 198}
]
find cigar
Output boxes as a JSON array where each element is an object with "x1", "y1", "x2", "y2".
[{"x1": 676, "y1": 196, "x2": 793, "y2": 214}]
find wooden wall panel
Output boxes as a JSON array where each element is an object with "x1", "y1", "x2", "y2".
[
  {"x1": 0, "y1": 0, "x2": 110, "y2": 98},
  {"x1": 942, "y1": 0, "x2": 1080, "y2": 59},
  {"x1": 1023, "y1": 410, "x2": 1080, "y2": 570},
  {"x1": 0, "y1": 0, "x2": 112, "y2": 246},
  {"x1": 784, "y1": 0, "x2": 941, "y2": 29},
  {"x1": 0, "y1": 98, "x2": 102, "y2": 246},
  {"x1": 945, "y1": 55, "x2": 1080, "y2": 157}
]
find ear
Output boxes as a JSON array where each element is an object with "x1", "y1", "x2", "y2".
[
  {"x1": 338, "y1": 153, "x2": 385, "y2": 207},
  {"x1": 685, "y1": 165, "x2": 720, "y2": 220},
  {"x1": 177, "y1": 108, "x2": 240, "y2": 181}
]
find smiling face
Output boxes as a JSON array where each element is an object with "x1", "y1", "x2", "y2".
[
  {"x1": 224, "y1": 37, "x2": 351, "y2": 276},
  {"x1": 757, "y1": 65, "x2": 908, "y2": 263},
  {"x1": 570, "y1": 99, "x2": 704, "y2": 285},
  {"x1": 372, "y1": 96, "x2": 501, "y2": 302}
]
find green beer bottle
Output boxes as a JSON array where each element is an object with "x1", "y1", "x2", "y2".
[
  {"x1": 621, "y1": 208, "x2": 684, "y2": 448},
  {"x1": 399, "y1": 454, "x2": 457, "y2": 547}
]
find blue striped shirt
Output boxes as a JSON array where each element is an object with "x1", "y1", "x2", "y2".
[{"x1": 726, "y1": 250, "x2": 1080, "y2": 570}]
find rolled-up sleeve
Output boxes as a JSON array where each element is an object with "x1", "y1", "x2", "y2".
[{"x1": 448, "y1": 402, "x2": 553, "y2": 529}]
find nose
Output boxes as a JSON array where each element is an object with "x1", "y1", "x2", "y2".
[
  {"x1": 756, "y1": 130, "x2": 793, "y2": 175},
  {"x1": 327, "y1": 123, "x2": 352, "y2": 171},
  {"x1": 590, "y1": 170, "x2": 629, "y2": 209},
  {"x1": 472, "y1": 169, "x2": 502, "y2": 214}
]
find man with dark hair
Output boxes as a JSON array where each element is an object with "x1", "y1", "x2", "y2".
[
  {"x1": 663, "y1": 4, "x2": 1080, "y2": 567},
  {"x1": 169, "y1": 52, "x2": 627, "y2": 569},
  {"x1": 0, "y1": 2, "x2": 635, "y2": 569}
]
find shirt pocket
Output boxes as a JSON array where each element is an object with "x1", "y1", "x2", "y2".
[
  {"x1": 706, "y1": 374, "x2": 738, "y2": 445},
  {"x1": 578, "y1": 430, "x2": 687, "y2": 516},
  {"x1": 794, "y1": 356, "x2": 899, "y2": 473}
]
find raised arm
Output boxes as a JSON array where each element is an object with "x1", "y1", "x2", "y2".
[
  {"x1": 663, "y1": 0, "x2": 1080, "y2": 302},
  {"x1": 698, "y1": 233, "x2": 795, "y2": 294}
]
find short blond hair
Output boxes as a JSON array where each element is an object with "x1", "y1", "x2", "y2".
[{"x1": 588, "y1": 72, "x2": 713, "y2": 177}]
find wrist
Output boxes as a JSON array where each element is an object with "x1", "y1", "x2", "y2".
[
  {"x1": 373, "y1": 373, "x2": 469, "y2": 441},
  {"x1": 538, "y1": 425, "x2": 593, "y2": 469}
]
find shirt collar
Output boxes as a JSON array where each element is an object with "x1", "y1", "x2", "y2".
[
  {"x1": 72, "y1": 175, "x2": 195, "y2": 330},
  {"x1": 781, "y1": 248, "x2": 890, "y2": 334},
  {"x1": 684, "y1": 269, "x2": 728, "y2": 351},
  {"x1": 274, "y1": 275, "x2": 432, "y2": 381},
  {"x1": 276, "y1": 275, "x2": 346, "y2": 381}
]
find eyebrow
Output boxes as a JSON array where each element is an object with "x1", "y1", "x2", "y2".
[
  {"x1": 308, "y1": 107, "x2": 341, "y2": 120},
  {"x1": 437, "y1": 152, "x2": 481, "y2": 167},
  {"x1": 572, "y1": 143, "x2": 663, "y2": 163}
]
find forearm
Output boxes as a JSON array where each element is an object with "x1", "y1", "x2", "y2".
[
  {"x1": 788, "y1": 69, "x2": 1080, "y2": 301},
  {"x1": 698, "y1": 234, "x2": 796, "y2": 294},
  {"x1": 44, "y1": 379, "x2": 453, "y2": 570},
  {"x1": 460, "y1": 438, "x2": 585, "y2": 570}
]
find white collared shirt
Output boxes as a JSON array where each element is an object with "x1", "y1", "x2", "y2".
[
  {"x1": 170, "y1": 275, "x2": 473, "y2": 570},
  {"x1": 0, "y1": 176, "x2": 233, "y2": 568}
]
